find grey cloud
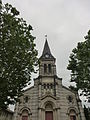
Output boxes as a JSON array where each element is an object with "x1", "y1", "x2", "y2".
[{"x1": 3, "y1": 0, "x2": 90, "y2": 86}]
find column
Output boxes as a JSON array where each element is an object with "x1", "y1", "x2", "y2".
[
  {"x1": 39, "y1": 109, "x2": 41, "y2": 120},
  {"x1": 57, "y1": 108, "x2": 60, "y2": 120}
]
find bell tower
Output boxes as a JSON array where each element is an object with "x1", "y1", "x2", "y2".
[
  {"x1": 38, "y1": 37, "x2": 57, "y2": 96},
  {"x1": 39, "y1": 37, "x2": 56, "y2": 77}
]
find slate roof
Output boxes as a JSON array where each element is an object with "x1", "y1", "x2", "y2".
[{"x1": 40, "y1": 39, "x2": 55, "y2": 60}]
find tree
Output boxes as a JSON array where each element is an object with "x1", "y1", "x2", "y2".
[
  {"x1": 67, "y1": 30, "x2": 90, "y2": 98},
  {"x1": 84, "y1": 105, "x2": 90, "y2": 120},
  {"x1": 0, "y1": 1, "x2": 38, "y2": 109}
]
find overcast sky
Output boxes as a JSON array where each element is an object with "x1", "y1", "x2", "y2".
[{"x1": 3, "y1": 0, "x2": 90, "y2": 87}]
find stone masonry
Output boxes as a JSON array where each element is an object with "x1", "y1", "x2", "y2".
[{"x1": 13, "y1": 39, "x2": 86, "y2": 120}]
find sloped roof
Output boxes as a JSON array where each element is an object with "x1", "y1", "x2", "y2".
[{"x1": 40, "y1": 39, "x2": 55, "y2": 60}]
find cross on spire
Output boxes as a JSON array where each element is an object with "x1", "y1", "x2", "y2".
[
  {"x1": 40, "y1": 36, "x2": 55, "y2": 60},
  {"x1": 45, "y1": 35, "x2": 47, "y2": 40}
]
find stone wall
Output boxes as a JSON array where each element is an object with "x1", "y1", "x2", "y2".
[
  {"x1": 13, "y1": 76, "x2": 86, "y2": 120},
  {"x1": 13, "y1": 80, "x2": 39, "y2": 120}
]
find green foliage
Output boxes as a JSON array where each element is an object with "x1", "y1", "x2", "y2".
[
  {"x1": 84, "y1": 105, "x2": 90, "y2": 120},
  {"x1": 69, "y1": 85, "x2": 78, "y2": 92},
  {"x1": 67, "y1": 30, "x2": 90, "y2": 96},
  {"x1": 0, "y1": 1, "x2": 38, "y2": 109},
  {"x1": 67, "y1": 31, "x2": 90, "y2": 95}
]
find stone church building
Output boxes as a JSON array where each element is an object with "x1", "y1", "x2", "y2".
[{"x1": 13, "y1": 40, "x2": 85, "y2": 120}]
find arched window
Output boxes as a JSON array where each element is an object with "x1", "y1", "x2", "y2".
[
  {"x1": 69, "y1": 109, "x2": 76, "y2": 120},
  {"x1": 44, "y1": 64, "x2": 47, "y2": 73},
  {"x1": 20, "y1": 107, "x2": 31, "y2": 120},
  {"x1": 48, "y1": 64, "x2": 51, "y2": 73}
]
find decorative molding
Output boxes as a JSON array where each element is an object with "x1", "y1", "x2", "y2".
[{"x1": 40, "y1": 93, "x2": 57, "y2": 100}]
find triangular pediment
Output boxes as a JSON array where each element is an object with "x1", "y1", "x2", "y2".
[{"x1": 40, "y1": 92, "x2": 57, "y2": 100}]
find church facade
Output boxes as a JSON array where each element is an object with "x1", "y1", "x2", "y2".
[{"x1": 13, "y1": 40, "x2": 85, "y2": 120}]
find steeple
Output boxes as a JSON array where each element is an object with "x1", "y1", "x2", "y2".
[
  {"x1": 40, "y1": 36, "x2": 55, "y2": 60},
  {"x1": 39, "y1": 37, "x2": 56, "y2": 76},
  {"x1": 42, "y1": 39, "x2": 51, "y2": 55}
]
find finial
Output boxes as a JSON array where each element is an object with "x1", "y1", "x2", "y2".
[{"x1": 45, "y1": 34, "x2": 47, "y2": 40}]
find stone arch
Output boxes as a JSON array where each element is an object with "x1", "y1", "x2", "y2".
[
  {"x1": 19, "y1": 107, "x2": 32, "y2": 120},
  {"x1": 67, "y1": 107, "x2": 79, "y2": 120},
  {"x1": 67, "y1": 107, "x2": 79, "y2": 115},
  {"x1": 39, "y1": 96, "x2": 60, "y2": 120},
  {"x1": 19, "y1": 107, "x2": 31, "y2": 115},
  {"x1": 45, "y1": 102, "x2": 53, "y2": 110},
  {"x1": 40, "y1": 96, "x2": 58, "y2": 110},
  {"x1": 42, "y1": 100, "x2": 56, "y2": 110}
]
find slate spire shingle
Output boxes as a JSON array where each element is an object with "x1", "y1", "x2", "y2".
[
  {"x1": 40, "y1": 38, "x2": 55, "y2": 60},
  {"x1": 42, "y1": 39, "x2": 51, "y2": 55}
]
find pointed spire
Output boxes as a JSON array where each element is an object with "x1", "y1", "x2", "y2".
[
  {"x1": 42, "y1": 35, "x2": 51, "y2": 55},
  {"x1": 40, "y1": 35, "x2": 55, "y2": 60}
]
